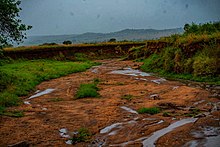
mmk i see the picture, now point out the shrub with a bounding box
[108,38,116,42]
[121,94,133,101]
[193,55,217,76]
[137,107,161,115]
[71,127,92,144]
[63,40,72,45]
[76,83,99,99]
[141,54,161,72]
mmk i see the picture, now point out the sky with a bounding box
[20,0,220,36]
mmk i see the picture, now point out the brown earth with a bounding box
[0,59,219,147]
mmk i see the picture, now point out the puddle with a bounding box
[184,126,220,147]
[59,128,79,145]
[28,89,55,99]
[172,86,179,90]
[142,118,198,147]
[24,101,31,105]
[110,67,150,77]
[59,128,71,138]
[193,100,206,106]
[100,123,122,134]
[120,106,138,114]
[149,94,160,100]
[135,78,148,81]
[65,140,72,145]
[90,66,100,73]
[151,78,166,84]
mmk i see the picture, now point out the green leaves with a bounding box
[0,0,32,47]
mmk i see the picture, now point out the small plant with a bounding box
[71,127,92,144]
[121,94,133,101]
[163,112,172,117]
[76,83,99,99]
[116,82,124,85]
[137,107,161,115]
[93,78,100,84]
[185,108,200,117]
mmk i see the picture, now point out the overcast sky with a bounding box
[20,0,220,36]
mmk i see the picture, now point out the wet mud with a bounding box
[0,59,219,147]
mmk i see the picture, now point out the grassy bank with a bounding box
[141,43,220,85]
[139,22,220,84]
[0,59,98,116]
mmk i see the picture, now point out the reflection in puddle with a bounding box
[28,89,55,99]
[184,126,220,147]
[24,101,31,105]
[120,106,138,114]
[59,128,71,138]
[100,123,122,134]
[110,67,150,77]
[151,78,166,84]
[142,118,198,147]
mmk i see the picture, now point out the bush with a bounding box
[71,128,92,144]
[137,107,161,115]
[141,54,161,72]
[76,83,99,99]
[63,40,72,45]
[193,55,217,76]
[108,38,116,42]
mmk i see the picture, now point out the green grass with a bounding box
[76,82,99,99]
[0,59,97,115]
[121,94,133,101]
[137,107,161,115]
[71,127,92,144]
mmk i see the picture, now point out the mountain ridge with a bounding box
[21,28,183,46]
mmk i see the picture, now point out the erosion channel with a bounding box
[1,59,220,147]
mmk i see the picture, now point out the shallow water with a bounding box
[110,67,150,77]
[120,106,138,114]
[185,126,220,147]
[100,123,122,134]
[142,118,198,147]
[151,78,166,84]
[28,89,55,99]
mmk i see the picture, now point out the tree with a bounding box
[108,38,117,42]
[0,0,32,48]
[63,40,72,45]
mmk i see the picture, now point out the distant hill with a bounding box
[20,28,183,46]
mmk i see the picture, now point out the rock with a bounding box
[149,94,160,100]
[8,141,29,147]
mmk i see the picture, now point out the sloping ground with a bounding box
[0,59,219,146]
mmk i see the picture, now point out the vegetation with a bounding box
[121,94,133,101]
[108,38,117,42]
[63,40,72,45]
[137,107,161,114]
[0,59,97,115]
[184,22,220,35]
[0,0,32,48]
[141,22,220,84]
[75,80,100,99]
[71,127,92,144]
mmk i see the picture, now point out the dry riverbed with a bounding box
[0,59,220,147]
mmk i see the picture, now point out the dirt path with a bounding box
[0,59,220,147]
